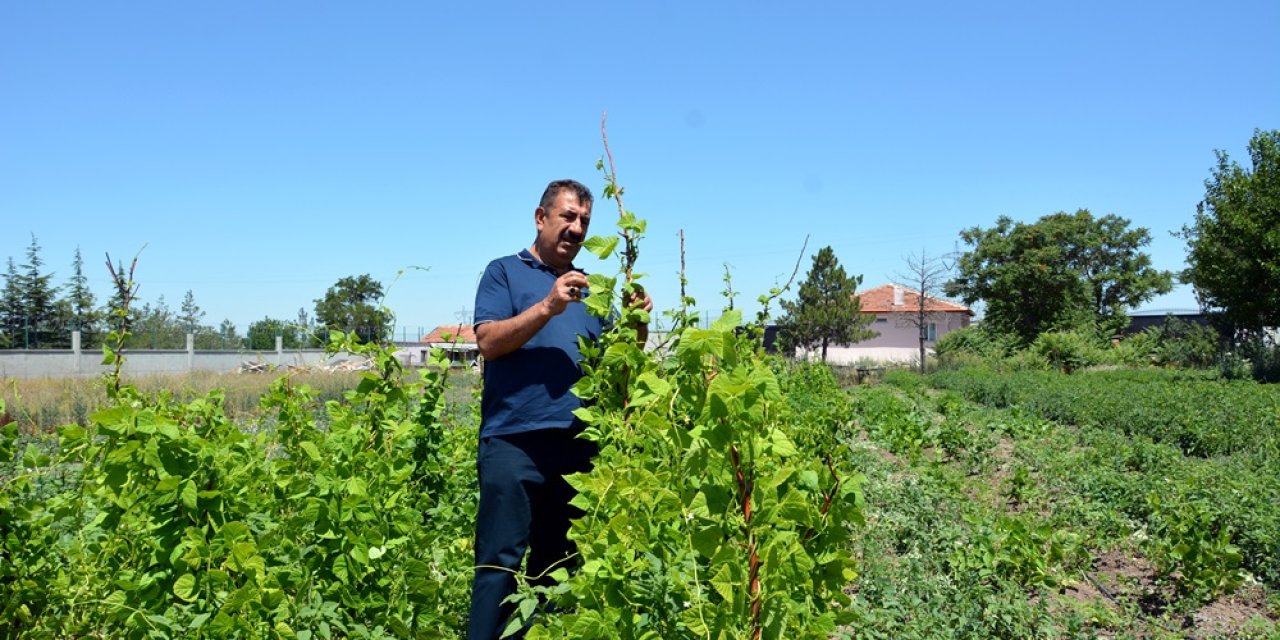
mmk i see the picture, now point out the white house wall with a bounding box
[796,346,924,365]
[858,311,970,348]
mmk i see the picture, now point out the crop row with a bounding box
[928,367,1280,459]
[919,368,1280,593]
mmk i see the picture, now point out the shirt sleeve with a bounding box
[473,259,512,327]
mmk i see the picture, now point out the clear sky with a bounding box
[3,1,1277,340]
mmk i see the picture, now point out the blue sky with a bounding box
[3,1,1276,339]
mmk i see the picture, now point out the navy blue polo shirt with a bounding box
[473,249,606,438]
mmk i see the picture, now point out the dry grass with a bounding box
[2,366,481,435]
[0,371,360,434]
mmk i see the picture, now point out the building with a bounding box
[796,283,973,365]
[418,323,480,368]
[1122,308,1209,335]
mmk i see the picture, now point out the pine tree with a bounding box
[19,234,59,348]
[0,258,23,348]
[217,319,241,349]
[179,290,206,333]
[64,247,101,346]
[777,246,876,362]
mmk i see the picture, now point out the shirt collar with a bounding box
[517,248,583,275]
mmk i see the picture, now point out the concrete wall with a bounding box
[0,332,356,379]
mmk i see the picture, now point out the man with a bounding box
[468,179,651,639]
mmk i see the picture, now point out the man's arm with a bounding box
[476,271,588,361]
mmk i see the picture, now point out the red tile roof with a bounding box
[421,323,477,344]
[858,284,972,315]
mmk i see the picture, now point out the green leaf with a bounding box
[711,309,742,333]
[299,441,321,461]
[768,429,799,457]
[583,235,620,259]
[710,563,736,604]
[188,612,211,630]
[180,479,198,510]
[173,573,197,601]
[332,555,349,584]
[102,589,127,610]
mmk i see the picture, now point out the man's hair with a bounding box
[539,179,593,210]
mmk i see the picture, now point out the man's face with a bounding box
[535,190,591,270]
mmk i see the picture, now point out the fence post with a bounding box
[187,333,195,372]
[72,330,82,375]
[275,335,283,368]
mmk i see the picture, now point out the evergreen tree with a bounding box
[0,258,22,348]
[19,234,59,348]
[179,290,206,333]
[63,247,101,346]
[777,246,877,362]
[217,319,241,350]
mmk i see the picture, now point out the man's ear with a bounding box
[534,206,547,229]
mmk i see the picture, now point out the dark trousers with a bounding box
[467,428,596,640]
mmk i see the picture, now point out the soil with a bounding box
[1059,548,1277,638]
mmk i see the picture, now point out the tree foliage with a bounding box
[1180,129,1280,335]
[777,246,876,362]
[314,274,393,345]
[947,210,1172,343]
[19,235,59,348]
[0,259,22,348]
[246,316,302,350]
[59,247,102,347]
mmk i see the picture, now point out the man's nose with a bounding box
[568,218,586,236]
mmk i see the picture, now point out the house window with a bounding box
[927,322,938,342]
[876,315,888,323]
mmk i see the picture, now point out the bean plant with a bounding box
[506,121,865,639]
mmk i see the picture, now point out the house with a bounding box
[418,323,480,368]
[1122,308,1209,335]
[796,283,974,365]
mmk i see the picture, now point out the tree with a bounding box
[128,295,186,349]
[1180,129,1280,335]
[179,290,206,334]
[777,246,876,362]
[217,319,241,349]
[247,317,302,350]
[892,248,952,374]
[314,274,393,344]
[946,210,1172,343]
[0,258,21,348]
[18,234,59,348]
[60,247,102,347]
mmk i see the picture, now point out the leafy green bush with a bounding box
[1031,330,1104,373]
[1145,492,1244,605]
[933,326,1016,368]
[0,335,477,638]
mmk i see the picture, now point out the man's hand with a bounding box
[477,271,590,361]
[626,288,654,317]
[626,287,653,346]
[543,271,590,316]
